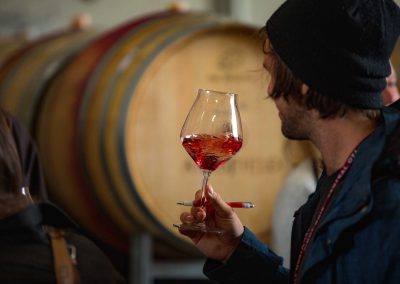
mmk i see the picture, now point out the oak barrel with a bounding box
[0,29,96,130]
[0,28,132,251]
[2,11,295,255]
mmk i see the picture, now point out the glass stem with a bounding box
[200,170,211,206]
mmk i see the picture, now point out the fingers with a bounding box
[193,190,206,207]
[204,185,233,217]
[178,212,204,242]
[195,190,202,200]
[177,184,244,256]
[180,212,194,224]
[179,208,206,224]
[183,185,234,221]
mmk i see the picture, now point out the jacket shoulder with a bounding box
[372,110,400,182]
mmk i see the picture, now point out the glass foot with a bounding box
[173,223,223,234]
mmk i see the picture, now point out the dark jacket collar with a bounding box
[38,202,78,228]
[323,107,400,225]
[303,107,400,273]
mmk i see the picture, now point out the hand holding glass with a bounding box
[175,89,244,233]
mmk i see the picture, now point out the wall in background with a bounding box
[0,0,284,39]
[3,0,399,40]
[0,0,211,38]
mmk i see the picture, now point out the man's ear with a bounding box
[301,83,309,96]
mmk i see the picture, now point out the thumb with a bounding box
[205,185,233,217]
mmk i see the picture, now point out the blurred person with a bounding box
[6,111,47,201]
[0,108,125,283]
[178,0,400,283]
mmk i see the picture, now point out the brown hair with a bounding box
[0,109,23,194]
[260,29,381,120]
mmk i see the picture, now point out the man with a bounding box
[178,0,400,283]
[271,63,400,266]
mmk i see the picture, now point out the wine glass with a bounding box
[175,88,243,233]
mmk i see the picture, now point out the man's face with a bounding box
[262,38,311,140]
[382,64,400,106]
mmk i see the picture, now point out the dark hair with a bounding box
[0,109,23,194]
[260,29,381,120]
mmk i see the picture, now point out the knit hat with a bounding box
[266,0,400,109]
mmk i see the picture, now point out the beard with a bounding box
[279,107,310,140]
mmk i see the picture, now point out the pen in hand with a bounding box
[177,200,254,208]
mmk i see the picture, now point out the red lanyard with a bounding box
[292,148,358,284]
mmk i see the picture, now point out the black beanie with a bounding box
[266,0,400,109]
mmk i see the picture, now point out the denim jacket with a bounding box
[204,107,400,283]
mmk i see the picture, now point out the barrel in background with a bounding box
[0,29,97,131]
[0,10,295,256]
[0,39,27,68]
[0,26,131,252]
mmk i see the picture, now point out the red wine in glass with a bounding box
[182,134,243,171]
[175,89,243,233]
